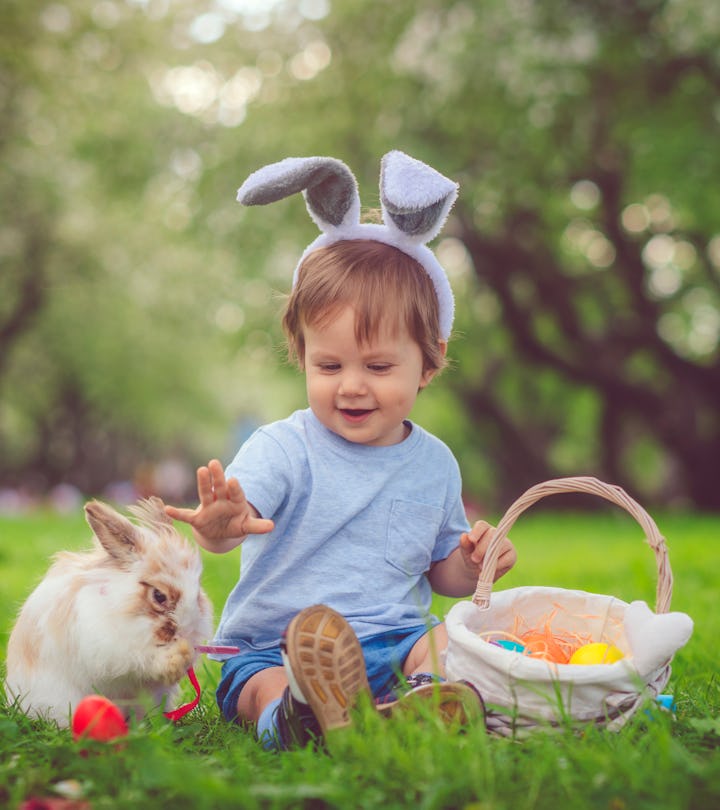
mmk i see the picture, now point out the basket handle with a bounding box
[472,476,673,614]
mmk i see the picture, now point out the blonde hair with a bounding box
[282,240,447,373]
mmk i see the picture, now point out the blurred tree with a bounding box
[0,0,310,495]
[212,0,720,508]
[1,0,718,509]
[441,0,720,509]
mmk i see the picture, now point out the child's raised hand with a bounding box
[459,520,517,582]
[165,459,274,552]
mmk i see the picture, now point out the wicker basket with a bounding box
[444,476,693,735]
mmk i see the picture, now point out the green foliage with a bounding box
[1,0,719,507]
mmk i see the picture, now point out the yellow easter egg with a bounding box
[569,642,624,665]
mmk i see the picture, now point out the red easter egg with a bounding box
[72,695,129,742]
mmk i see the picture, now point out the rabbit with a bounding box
[4,496,213,726]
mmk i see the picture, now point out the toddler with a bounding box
[167,152,516,749]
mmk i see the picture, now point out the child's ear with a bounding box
[420,340,448,388]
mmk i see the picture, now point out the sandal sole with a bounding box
[282,605,370,733]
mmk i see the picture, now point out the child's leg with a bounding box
[236,666,288,724]
[381,622,485,726]
[236,667,288,751]
[237,665,326,750]
[244,604,371,750]
[402,623,449,677]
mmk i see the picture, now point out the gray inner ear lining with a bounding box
[241,183,301,206]
[384,198,448,237]
[305,169,356,227]
[240,162,356,228]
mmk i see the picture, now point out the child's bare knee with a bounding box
[237,666,288,723]
[403,625,448,675]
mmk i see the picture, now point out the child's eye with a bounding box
[318,363,341,372]
[368,364,392,373]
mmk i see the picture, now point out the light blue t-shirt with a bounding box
[213,408,470,650]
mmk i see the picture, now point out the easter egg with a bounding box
[72,695,129,742]
[569,642,624,665]
[492,639,525,653]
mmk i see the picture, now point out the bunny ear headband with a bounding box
[237,150,459,340]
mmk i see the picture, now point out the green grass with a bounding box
[1,507,719,809]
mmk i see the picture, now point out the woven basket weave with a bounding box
[444,476,683,735]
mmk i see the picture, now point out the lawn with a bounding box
[1,504,719,809]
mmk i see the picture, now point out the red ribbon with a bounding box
[164,667,201,722]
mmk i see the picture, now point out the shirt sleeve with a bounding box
[430,453,470,564]
[225,427,295,521]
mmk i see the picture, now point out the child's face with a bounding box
[302,305,442,446]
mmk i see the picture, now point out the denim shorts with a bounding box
[216,621,438,722]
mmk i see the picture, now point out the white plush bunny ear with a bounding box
[623,600,694,679]
[380,150,458,244]
[238,151,459,339]
[237,156,361,232]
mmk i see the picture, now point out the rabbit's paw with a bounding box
[160,638,194,685]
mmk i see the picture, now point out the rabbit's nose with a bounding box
[156,620,177,644]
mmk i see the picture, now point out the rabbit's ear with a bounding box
[237,156,361,232]
[128,496,173,529]
[84,501,144,564]
[380,150,458,244]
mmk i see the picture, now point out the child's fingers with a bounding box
[196,466,215,506]
[465,522,513,573]
[226,477,247,503]
[165,504,196,523]
[207,459,227,498]
[466,522,493,560]
[469,520,493,542]
[462,520,515,580]
[494,541,518,579]
[244,516,275,535]
[460,530,485,568]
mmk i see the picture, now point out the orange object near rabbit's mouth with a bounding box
[195,645,240,654]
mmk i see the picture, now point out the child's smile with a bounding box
[340,408,373,422]
[303,306,438,446]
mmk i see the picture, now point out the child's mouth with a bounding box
[340,408,372,422]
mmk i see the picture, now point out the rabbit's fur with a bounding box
[4,497,213,725]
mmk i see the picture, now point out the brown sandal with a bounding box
[281,604,371,734]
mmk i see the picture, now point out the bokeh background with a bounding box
[2,0,719,514]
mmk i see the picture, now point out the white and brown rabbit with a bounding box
[4,496,213,725]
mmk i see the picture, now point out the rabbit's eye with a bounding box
[153,588,167,605]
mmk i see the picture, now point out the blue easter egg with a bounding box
[492,639,525,653]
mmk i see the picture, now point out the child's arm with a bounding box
[428,520,517,598]
[165,459,274,554]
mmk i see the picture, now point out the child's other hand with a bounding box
[459,520,517,582]
[165,459,274,552]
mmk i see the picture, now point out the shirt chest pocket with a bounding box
[385,499,446,577]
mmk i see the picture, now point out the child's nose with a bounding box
[338,370,367,396]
